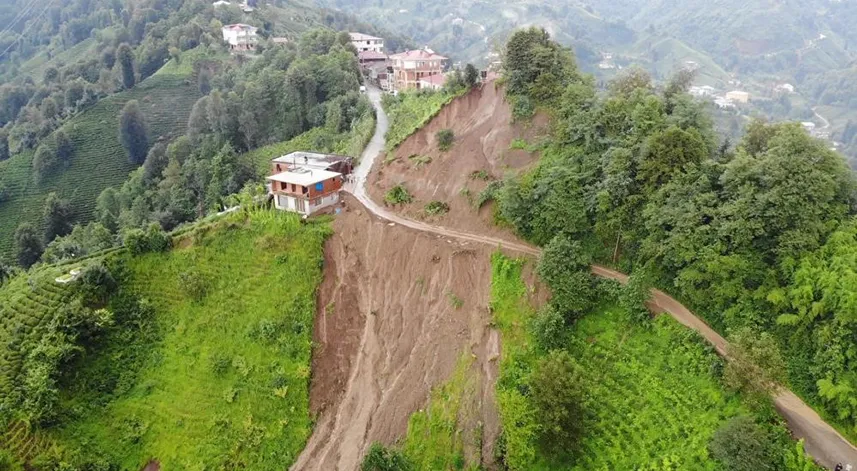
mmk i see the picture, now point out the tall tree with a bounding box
[117,43,136,89]
[464,63,479,88]
[15,223,43,268]
[0,129,8,161]
[119,100,149,164]
[55,129,73,165]
[43,192,73,242]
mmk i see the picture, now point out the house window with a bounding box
[315,182,324,191]
[291,184,296,192]
[280,182,287,190]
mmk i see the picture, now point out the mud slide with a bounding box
[294,195,509,470]
[368,81,549,243]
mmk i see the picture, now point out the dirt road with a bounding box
[338,85,857,470]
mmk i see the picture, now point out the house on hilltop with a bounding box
[266,152,353,216]
[726,90,750,103]
[349,32,384,53]
[221,24,258,51]
[390,48,447,91]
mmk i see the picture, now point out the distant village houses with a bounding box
[349,32,384,53]
[221,23,258,51]
[389,48,447,91]
[725,90,750,103]
[689,85,716,98]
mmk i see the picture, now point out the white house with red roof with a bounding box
[389,47,447,91]
[221,23,258,51]
[417,73,447,91]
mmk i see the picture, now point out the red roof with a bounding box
[223,23,256,31]
[419,74,447,86]
[389,49,447,61]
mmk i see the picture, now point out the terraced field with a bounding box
[0,69,201,259]
[50,210,331,469]
[0,263,75,405]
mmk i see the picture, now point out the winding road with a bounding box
[341,86,857,470]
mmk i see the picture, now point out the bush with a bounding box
[620,273,652,325]
[436,129,454,151]
[361,443,413,471]
[530,305,566,351]
[180,268,207,302]
[530,350,585,454]
[709,416,777,471]
[424,200,449,216]
[384,185,413,206]
[76,262,118,307]
[124,223,171,255]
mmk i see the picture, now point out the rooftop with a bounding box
[390,48,448,61]
[419,74,447,86]
[349,32,382,41]
[223,23,257,32]
[267,168,341,186]
[358,50,388,61]
[272,151,351,169]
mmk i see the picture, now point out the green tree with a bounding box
[361,443,413,471]
[724,328,787,402]
[504,27,578,102]
[436,129,454,151]
[464,63,479,88]
[119,100,149,164]
[55,129,73,165]
[0,259,13,286]
[32,145,57,184]
[638,126,708,191]
[530,350,585,454]
[0,129,9,161]
[117,42,136,89]
[43,192,73,242]
[15,222,43,268]
[537,234,596,318]
[709,416,777,471]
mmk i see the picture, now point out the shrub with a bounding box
[537,234,596,318]
[436,129,454,151]
[361,443,413,471]
[407,154,432,168]
[179,268,207,302]
[124,223,171,255]
[530,305,566,351]
[476,181,503,209]
[530,350,585,454]
[76,262,118,307]
[620,273,652,325]
[424,200,449,216]
[709,416,777,471]
[384,185,412,206]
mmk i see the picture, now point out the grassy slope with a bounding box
[50,210,330,469]
[489,253,808,470]
[0,66,201,260]
[384,89,463,152]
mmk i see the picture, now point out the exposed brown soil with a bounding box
[368,82,549,244]
[295,194,527,470]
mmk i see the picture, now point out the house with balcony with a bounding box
[221,23,258,51]
[390,48,448,91]
[349,33,384,53]
[266,152,352,216]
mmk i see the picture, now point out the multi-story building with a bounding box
[349,33,384,53]
[221,24,258,51]
[725,90,750,103]
[266,152,352,216]
[389,48,448,91]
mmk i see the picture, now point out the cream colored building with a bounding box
[725,90,750,103]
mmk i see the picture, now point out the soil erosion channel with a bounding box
[295,85,857,470]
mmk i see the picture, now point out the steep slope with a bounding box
[295,194,517,470]
[0,70,201,259]
[368,82,548,244]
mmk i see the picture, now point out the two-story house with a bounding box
[221,24,258,51]
[349,33,384,53]
[266,152,352,216]
[389,48,448,91]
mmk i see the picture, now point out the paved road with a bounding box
[345,85,857,470]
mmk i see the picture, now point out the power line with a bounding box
[0,0,57,61]
[0,0,41,39]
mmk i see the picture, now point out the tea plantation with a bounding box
[488,253,818,471]
[0,67,201,260]
[0,209,331,468]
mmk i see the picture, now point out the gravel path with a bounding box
[337,85,857,470]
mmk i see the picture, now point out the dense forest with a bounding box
[486,27,857,464]
[0,0,379,270]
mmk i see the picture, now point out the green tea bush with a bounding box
[384,185,412,206]
[436,129,454,151]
